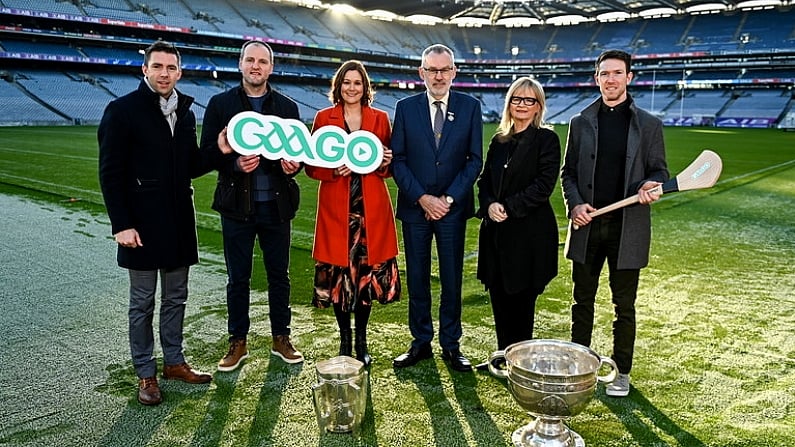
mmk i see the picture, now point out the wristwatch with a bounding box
[445,195,454,205]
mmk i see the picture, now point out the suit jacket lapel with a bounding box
[625,111,641,193]
[416,95,436,147]
[437,93,455,149]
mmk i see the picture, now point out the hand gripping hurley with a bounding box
[572,149,723,230]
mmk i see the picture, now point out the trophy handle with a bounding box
[597,356,618,383]
[488,350,509,378]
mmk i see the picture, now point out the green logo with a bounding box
[227,112,383,174]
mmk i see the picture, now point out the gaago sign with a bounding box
[227,111,383,174]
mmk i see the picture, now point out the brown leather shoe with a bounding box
[271,335,304,364]
[163,362,212,384]
[138,376,162,406]
[218,338,248,372]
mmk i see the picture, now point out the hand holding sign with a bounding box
[227,111,384,174]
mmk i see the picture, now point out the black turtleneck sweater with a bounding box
[594,98,631,209]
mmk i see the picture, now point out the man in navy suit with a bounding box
[391,44,483,372]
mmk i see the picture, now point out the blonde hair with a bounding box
[496,76,550,141]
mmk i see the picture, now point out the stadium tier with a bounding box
[0,0,793,127]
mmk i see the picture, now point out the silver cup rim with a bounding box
[502,339,604,378]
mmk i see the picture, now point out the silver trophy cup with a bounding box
[489,339,617,447]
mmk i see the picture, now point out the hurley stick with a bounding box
[572,150,722,230]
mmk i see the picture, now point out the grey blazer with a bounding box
[561,96,669,269]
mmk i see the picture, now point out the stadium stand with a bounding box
[180,0,251,34]
[682,13,745,53]
[630,90,677,116]
[0,1,793,127]
[81,2,151,23]
[94,72,143,98]
[668,90,730,117]
[0,72,67,124]
[721,89,790,119]
[15,71,115,123]
[1,39,84,57]
[549,93,603,124]
[2,0,81,15]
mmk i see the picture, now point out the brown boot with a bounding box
[218,338,249,372]
[163,362,212,384]
[271,335,303,364]
[138,376,162,406]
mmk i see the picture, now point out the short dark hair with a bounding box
[240,40,273,63]
[595,49,631,73]
[144,40,180,66]
[329,60,373,106]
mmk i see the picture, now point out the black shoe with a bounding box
[442,349,472,372]
[393,344,433,368]
[339,328,353,357]
[355,331,372,367]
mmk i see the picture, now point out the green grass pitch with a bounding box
[0,124,793,446]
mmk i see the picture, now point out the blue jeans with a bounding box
[401,215,466,351]
[221,201,292,340]
[128,267,188,378]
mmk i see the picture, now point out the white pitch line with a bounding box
[0,172,315,239]
[712,158,795,185]
[0,173,103,197]
[555,158,795,232]
[0,147,97,162]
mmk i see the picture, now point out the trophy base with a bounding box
[511,419,585,447]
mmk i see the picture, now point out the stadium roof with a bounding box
[313,0,789,26]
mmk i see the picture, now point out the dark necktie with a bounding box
[433,100,444,147]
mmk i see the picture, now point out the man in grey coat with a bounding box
[561,49,669,397]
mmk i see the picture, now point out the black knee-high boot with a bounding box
[354,305,372,366]
[334,304,352,357]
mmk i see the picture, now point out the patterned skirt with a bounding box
[312,175,401,312]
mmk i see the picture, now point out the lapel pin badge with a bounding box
[447,111,455,122]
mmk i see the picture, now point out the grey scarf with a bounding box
[143,77,178,135]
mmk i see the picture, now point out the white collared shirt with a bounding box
[427,92,449,127]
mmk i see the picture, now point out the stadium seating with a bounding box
[669,90,730,117]
[0,73,67,125]
[1,39,84,58]
[721,90,790,119]
[2,0,81,15]
[631,90,677,115]
[635,16,686,54]
[14,71,115,123]
[0,2,792,127]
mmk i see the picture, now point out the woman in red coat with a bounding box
[306,60,401,366]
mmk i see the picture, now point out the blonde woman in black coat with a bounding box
[476,76,561,351]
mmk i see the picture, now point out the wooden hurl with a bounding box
[573,150,723,230]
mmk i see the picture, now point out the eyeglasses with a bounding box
[422,67,455,77]
[509,96,538,106]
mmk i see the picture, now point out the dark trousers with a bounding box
[221,201,292,340]
[128,267,188,378]
[489,276,538,350]
[401,216,466,351]
[571,217,639,374]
